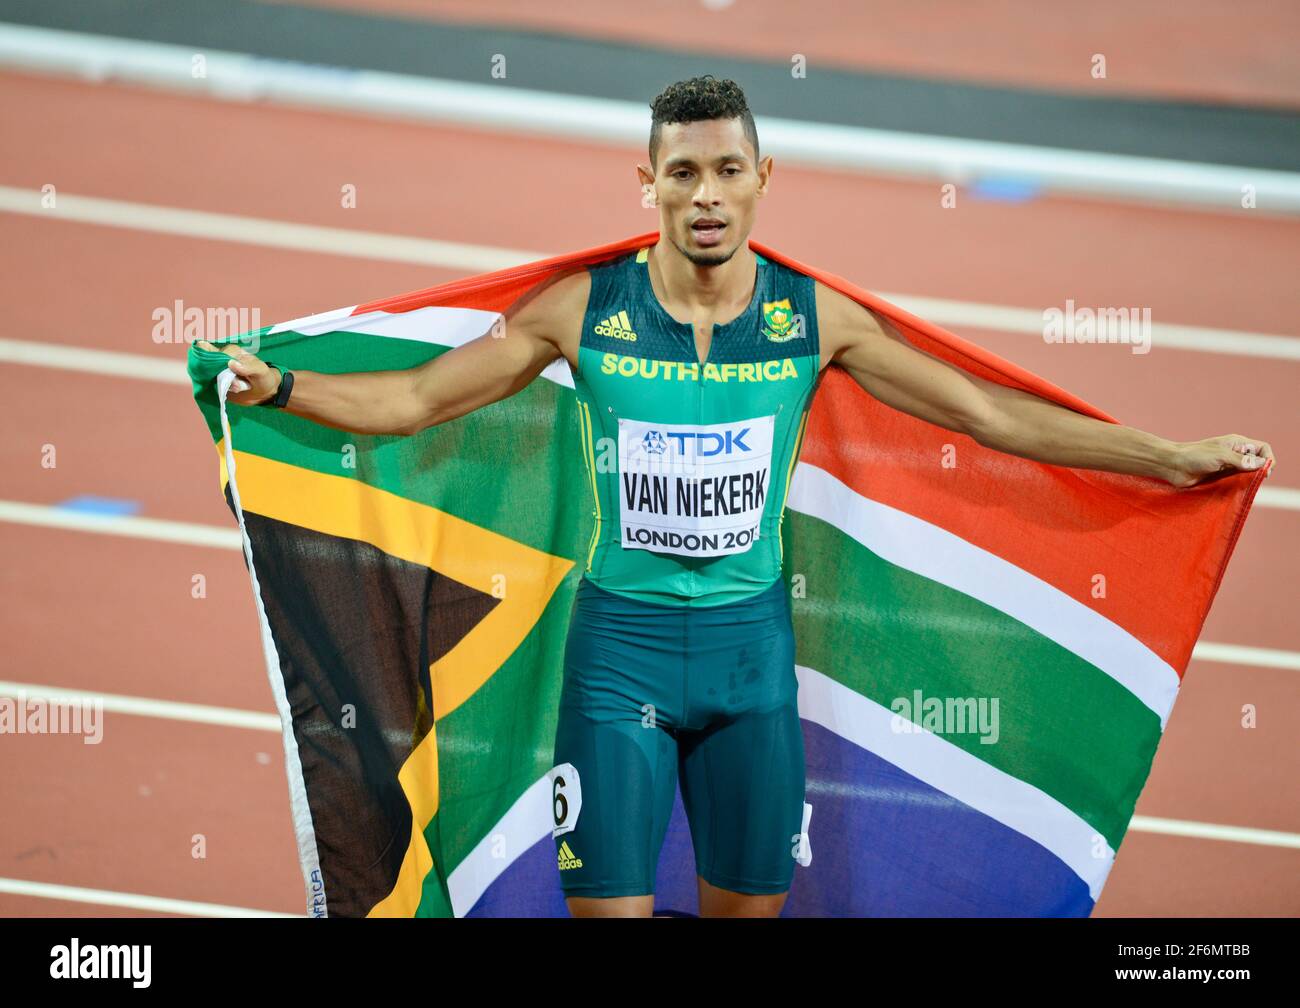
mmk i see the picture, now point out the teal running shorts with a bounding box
[550,575,806,899]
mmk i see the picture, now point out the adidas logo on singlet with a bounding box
[594,310,638,342]
[557,840,584,870]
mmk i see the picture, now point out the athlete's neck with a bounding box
[648,239,757,322]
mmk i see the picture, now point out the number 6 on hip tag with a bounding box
[548,763,583,838]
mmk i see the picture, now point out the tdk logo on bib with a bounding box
[641,428,752,457]
[618,415,775,559]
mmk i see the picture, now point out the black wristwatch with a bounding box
[260,362,295,409]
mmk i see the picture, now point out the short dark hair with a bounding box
[648,75,759,172]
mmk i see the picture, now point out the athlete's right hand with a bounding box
[196,340,282,406]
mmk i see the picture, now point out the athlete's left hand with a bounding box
[1167,434,1275,488]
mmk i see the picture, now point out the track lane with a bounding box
[2,71,1298,337]
[1093,831,1299,916]
[0,214,446,360]
[1,364,235,524]
[1146,660,1300,835]
[0,716,302,915]
[0,524,270,712]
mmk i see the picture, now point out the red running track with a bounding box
[0,69,1296,917]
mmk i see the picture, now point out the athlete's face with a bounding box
[638,118,772,268]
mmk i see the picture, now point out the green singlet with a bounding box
[570,245,823,607]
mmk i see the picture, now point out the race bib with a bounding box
[548,763,582,838]
[617,414,774,559]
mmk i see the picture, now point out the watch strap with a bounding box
[260,362,295,409]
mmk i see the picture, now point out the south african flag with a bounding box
[188,231,1265,917]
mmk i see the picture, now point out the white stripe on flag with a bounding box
[786,462,1181,726]
[298,305,495,341]
[268,305,359,336]
[795,664,1112,902]
[446,773,553,918]
[275,305,576,389]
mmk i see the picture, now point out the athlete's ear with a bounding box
[756,155,774,197]
[635,163,658,208]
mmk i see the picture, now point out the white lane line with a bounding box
[887,295,1300,362]
[0,337,189,383]
[1128,816,1300,849]
[1253,485,1300,511]
[0,500,242,549]
[5,185,1298,361]
[0,186,534,272]
[3,24,1299,214]
[0,877,301,917]
[0,680,279,732]
[1190,642,1300,671]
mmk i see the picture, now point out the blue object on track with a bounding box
[969,177,1042,202]
[54,495,142,517]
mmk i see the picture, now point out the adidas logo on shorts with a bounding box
[594,310,638,342]
[557,840,584,870]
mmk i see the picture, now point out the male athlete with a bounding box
[200,76,1274,919]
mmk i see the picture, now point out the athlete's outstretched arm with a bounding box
[817,283,1276,488]
[197,269,588,436]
